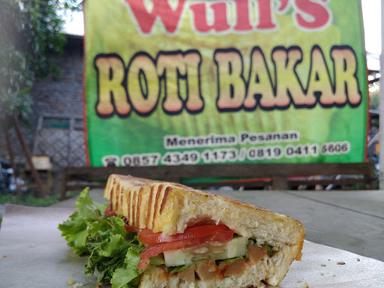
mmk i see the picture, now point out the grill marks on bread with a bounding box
[152,184,164,229]
[160,186,171,214]
[105,177,172,230]
[104,175,305,257]
[146,186,155,227]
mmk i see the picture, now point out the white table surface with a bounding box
[0,205,383,288]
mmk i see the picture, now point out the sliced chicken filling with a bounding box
[159,238,277,281]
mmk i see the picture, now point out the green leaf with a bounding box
[99,234,126,257]
[59,189,144,287]
[149,255,165,266]
[58,188,102,255]
[58,211,89,255]
[167,264,192,274]
[216,256,244,266]
[111,268,139,288]
[125,246,142,266]
[73,229,88,250]
[75,188,99,219]
[110,245,144,288]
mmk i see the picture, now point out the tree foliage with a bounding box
[0,0,81,121]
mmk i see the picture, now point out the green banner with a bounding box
[84,0,368,167]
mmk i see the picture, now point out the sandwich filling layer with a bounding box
[107,200,285,276]
[141,244,298,288]
[115,209,288,286]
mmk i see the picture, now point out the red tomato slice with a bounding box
[104,205,116,217]
[124,225,140,233]
[139,224,232,246]
[138,225,234,270]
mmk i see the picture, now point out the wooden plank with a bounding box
[64,163,374,179]
[272,177,289,190]
[14,117,45,197]
[289,178,375,187]
[59,170,69,200]
[59,163,376,198]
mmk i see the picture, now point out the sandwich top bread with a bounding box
[103,175,305,288]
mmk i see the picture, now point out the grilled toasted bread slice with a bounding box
[104,175,304,261]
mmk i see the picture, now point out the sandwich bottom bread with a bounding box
[59,175,305,288]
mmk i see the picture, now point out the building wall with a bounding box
[32,48,83,119]
[31,35,86,167]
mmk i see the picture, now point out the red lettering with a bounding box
[234,0,252,31]
[278,0,290,12]
[190,2,230,33]
[125,0,331,34]
[125,0,186,34]
[256,0,277,29]
[294,0,331,29]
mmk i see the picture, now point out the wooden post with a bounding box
[271,176,289,190]
[13,116,45,197]
[58,169,68,200]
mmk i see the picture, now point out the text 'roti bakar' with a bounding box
[103,175,305,288]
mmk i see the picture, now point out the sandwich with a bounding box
[59,175,304,288]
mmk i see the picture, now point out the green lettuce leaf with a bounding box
[149,255,165,266]
[111,268,140,288]
[167,264,192,274]
[58,188,104,255]
[58,188,144,287]
[111,246,143,288]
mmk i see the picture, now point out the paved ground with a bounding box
[3,205,384,287]
[52,188,384,261]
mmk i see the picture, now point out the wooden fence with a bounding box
[59,163,377,199]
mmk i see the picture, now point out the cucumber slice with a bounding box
[164,249,194,267]
[219,237,248,260]
[163,237,248,267]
